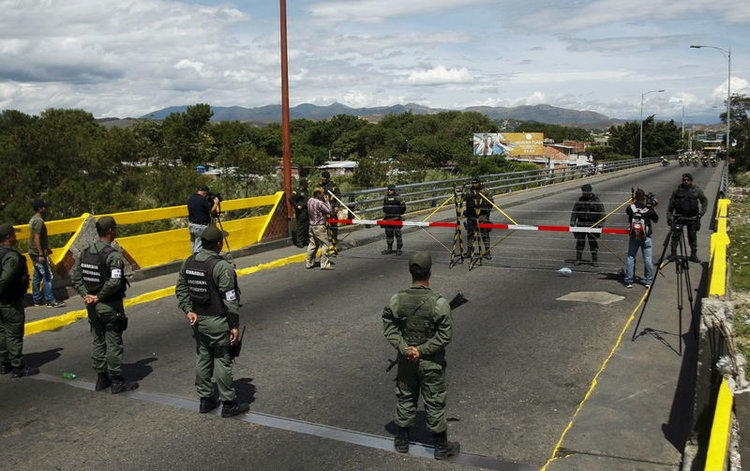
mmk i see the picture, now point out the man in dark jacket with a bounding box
[570,184,606,266]
[382,184,406,255]
[667,173,708,262]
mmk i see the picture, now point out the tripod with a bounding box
[631,217,696,355]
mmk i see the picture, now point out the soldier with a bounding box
[176,226,250,417]
[28,199,65,308]
[382,251,460,460]
[72,216,138,393]
[570,184,606,266]
[463,178,493,259]
[320,171,341,252]
[667,173,708,262]
[381,184,406,255]
[290,179,310,248]
[0,223,37,377]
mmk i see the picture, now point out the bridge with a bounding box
[1,161,735,470]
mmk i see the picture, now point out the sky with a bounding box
[0,0,748,124]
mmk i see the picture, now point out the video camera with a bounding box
[207,192,223,203]
[645,192,658,208]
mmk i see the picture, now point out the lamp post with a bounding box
[691,45,731,154]
[639,89,665,160]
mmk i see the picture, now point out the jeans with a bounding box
[32,258,55,304]
[189,223,208,253]
[625,237,654,285]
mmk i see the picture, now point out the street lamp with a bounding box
[691,44,732,155]
[639,89,665,160]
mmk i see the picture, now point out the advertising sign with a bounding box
[472,133,544,156]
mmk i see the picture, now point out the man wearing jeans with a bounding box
[187,185,220,253]
[28,199,64,308]
[624,189,659,288]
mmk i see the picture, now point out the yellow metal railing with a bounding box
[708,199,731,296]
[11,192,285,276]
[704,378,734,470]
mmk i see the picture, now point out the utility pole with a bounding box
[280,0,293,219]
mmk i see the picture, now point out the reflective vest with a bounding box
[0,246,30,302]
[184,254,225,316]
[80,245,126,300]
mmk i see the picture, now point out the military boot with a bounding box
[110,375,139,394]
[381,244,393,255]
[221,400,250,418]
[394,426,410,453]
[574,251,583,266]
[396,244,403,256]
[0,362,11,375]
[433,431,460,460]
[591,252,598,267]
[95,372,112,391]
[199,396,220,413]
[689,252,700,263]
[11,366,39,378]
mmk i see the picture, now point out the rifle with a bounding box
[229,325,246,360]
[386,292,468,372]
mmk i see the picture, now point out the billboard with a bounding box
[472,133,544,156]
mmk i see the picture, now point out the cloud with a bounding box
[406,66,472,85]
[307,0,494,23]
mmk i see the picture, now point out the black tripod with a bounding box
[631,217,697,355]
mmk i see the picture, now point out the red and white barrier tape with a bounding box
[327,219,629,235]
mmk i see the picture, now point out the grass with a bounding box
[729,177,750,367]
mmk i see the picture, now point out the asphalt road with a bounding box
[1,163,723,470]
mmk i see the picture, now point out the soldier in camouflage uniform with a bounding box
[72,216,138,393]
[569,184,606,266]
[0,223,36,377]
[463,178,493,260]
[291,179,310,248]
[176,226,249,418]
[382,251,460,460]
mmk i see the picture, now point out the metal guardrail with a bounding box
[340,157,661,218]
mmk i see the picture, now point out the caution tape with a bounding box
[328,219,629,235]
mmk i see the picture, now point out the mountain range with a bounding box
[133,102,622,129]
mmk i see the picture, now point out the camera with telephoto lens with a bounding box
[207,192,223,203]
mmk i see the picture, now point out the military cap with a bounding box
[0,223,19,239]
[409,251,432,271]
[581,184,593,192]
[387,184,396,190]
[682,173,693,180]
[201,225,228,243]
[95,216,117,232]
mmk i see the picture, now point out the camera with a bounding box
[645,192,658,208]
[207,192,223,203]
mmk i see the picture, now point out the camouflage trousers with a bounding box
[394,357,447,433]
[195,329,236,402]
[0,302,25,368]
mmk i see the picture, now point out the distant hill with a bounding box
[133,102,622,128]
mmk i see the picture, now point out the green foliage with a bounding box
[514,121,592,142]
[607,117,682,158]
[726,94,750,171]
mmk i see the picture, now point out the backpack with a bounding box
[629,205,648,241]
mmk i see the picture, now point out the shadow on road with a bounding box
[25,347,63,368]
[123,357,158,381]
[234,377,257,405]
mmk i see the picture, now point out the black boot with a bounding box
[433,431,460,460]
[591,252,598,267]
[381,245,394,255]
[95,372,112,391]
[689,252,700,263]
[110,375,139,394]
[11,366,39,378]
[396,245,403,256]
[394,426,410,453]
[199,396,220,413]
[221,400,250,418]
[0,362,11,375]
[574,251,583,266]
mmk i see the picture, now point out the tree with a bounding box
[724,93,750,170]
[161,103,214,165]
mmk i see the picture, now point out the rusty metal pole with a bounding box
[279,0,294,220]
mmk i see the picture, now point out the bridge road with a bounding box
[1,164,723,470]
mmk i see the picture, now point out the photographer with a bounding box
[667,173,708,262]
[624,189,659,289]
[187,184,220,253]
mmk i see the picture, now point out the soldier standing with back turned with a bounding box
[176,226,249,417]
[72,216,138,393]
[570,184,606,266]
[382,251,460,460]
